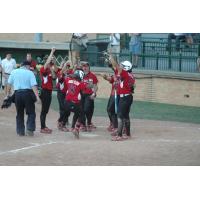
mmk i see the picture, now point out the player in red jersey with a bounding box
[102,68,120,134]
[64,69,87,139]
[79,61,98,132]
[108,54,136,141]
[56,60,73,132]
[40,47,58,134]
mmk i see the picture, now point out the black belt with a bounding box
[15,89,32,93]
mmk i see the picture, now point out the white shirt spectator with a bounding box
[110,33,120,46]
[2,58,16,74]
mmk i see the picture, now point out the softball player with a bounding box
[79,61,98,132]
[56,61,73,132]
[109,54,135,141]
[64,69,87,139]
[102,71,120,134]
[40,47,58,134]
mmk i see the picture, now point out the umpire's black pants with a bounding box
[57,90,69,125]
[107,95,118,128]
[40,89,52,129]
[15,89,36,135]
[80,94,94,126]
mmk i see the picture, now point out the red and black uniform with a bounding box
[29,60,37,72]
[56,68,74,126]
[80,71,98,126]
[106,73,120,129]
[64,77,87,129]
[116,69,135,137]
[40,66,54,129]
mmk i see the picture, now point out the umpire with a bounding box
[7,61,39,136]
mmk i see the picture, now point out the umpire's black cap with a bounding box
[22,60,31,66]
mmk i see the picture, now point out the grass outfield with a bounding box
[51,93,200,124]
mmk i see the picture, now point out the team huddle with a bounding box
[3,47,136,142]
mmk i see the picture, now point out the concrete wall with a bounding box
[0,33,96,42]
[95,73,200,107]
[0,33,168,42]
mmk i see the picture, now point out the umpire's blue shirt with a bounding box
[8,67,37,90]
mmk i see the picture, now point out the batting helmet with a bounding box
[120,61,132,71]
[74,70,84,81]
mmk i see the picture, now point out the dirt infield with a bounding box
[0,93,200,166]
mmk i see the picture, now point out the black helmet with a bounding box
[74,70,84,81]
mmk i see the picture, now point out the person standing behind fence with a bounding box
[6,61,40,136]
[70,33,88,66]
[167,33,186,51]
[108,33,120,63]
[1,53,16,97]
[129,33,142,68]
[26,53,37,75]
[40,47,58,134]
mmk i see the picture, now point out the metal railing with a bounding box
[81,39,200,73]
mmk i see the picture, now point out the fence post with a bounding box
[156,52,159,70]
[0,71,2,89]
[168,46,172,69]
[142,41,145,68]
[179,52,182,72]
[198,42,200,57]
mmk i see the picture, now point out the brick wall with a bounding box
[95,74,200,107]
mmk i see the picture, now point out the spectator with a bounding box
[129,33,142,68]
[167,33,193,51]
[1,53,16,97]
[107,33,120,63]
[26,53,37,75]
[70,33,88,66]
[6,61,40,136]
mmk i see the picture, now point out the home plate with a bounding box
[81,133,99,137]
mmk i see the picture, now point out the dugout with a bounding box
[0,40,69,88]
[81,39,109,67]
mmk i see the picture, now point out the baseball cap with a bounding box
[22,61,31,66]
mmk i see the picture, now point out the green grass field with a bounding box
[51,94,200,124]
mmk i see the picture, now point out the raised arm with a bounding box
[108,53,122,74]
[44,47,56,69]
